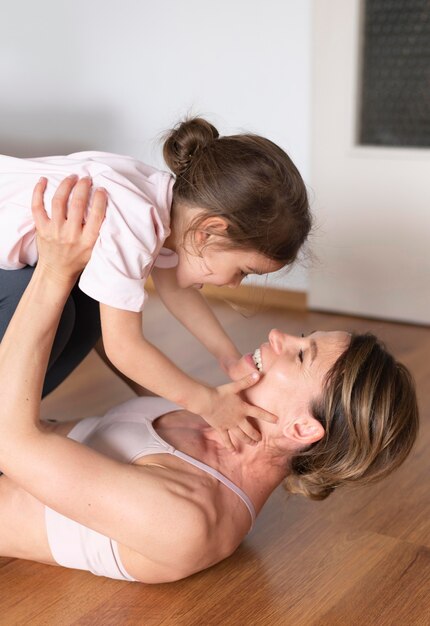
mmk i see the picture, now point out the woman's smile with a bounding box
[252,343,269,372]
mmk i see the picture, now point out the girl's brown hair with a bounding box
[163,117,311,264]
[284,333,419,500]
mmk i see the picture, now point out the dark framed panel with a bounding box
[359,0,430,147]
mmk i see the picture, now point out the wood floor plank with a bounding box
[2,294,430,625]
[315,544,430,626]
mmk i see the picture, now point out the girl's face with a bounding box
[175,244,283,289]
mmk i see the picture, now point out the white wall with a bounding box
[0,0,312,291]
[309,0,430,324]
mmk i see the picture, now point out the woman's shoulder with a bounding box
[117,474,242,583]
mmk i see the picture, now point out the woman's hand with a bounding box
[196,375,278,450]
[32,175,107,283]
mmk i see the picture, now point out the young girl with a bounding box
[0,117,311,448]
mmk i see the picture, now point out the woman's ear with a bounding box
[283,414,325,447]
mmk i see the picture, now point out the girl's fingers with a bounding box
[51,175,78,223]
[230,429,253,446]
[219,429,235,452]
[229,426,258,446]
[31,177,50,230]
[229,372,261,393]
[246,404,278,424]
[237,419,261,442]
[84,187,107,241]
[217,376,278,426]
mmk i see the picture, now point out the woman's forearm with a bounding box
[0,175,106,435]
[0,265,74,430]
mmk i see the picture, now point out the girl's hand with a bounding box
[31,175,107,282]
[198,374,278,450]
[219,355,244,380]
[220,355,256,382]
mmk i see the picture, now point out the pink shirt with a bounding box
[0,151,177,311]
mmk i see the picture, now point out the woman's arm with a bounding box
[0,176,105,423]
[0,177,207,569]
[151,265,242,370]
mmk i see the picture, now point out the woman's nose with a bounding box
[268,329,301,354]
[268,328,288,354]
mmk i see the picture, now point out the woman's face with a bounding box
[236,330,350,422]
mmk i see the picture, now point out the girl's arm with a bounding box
[0,177,208,572]
[100,303,215,408]
[100,303,275,449]
[151,265,242,372]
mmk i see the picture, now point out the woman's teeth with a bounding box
[252,348,262,372]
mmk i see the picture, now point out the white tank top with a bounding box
[45,397,256,581]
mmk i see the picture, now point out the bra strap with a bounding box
[172,449,256,531]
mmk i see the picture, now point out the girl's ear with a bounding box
[283,414,325,447]
[193,216,229,249]
[198,216,229,232]
[199,216,229,235]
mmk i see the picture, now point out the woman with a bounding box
[0,180,419,584]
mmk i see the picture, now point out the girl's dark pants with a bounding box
[0,266,101,398]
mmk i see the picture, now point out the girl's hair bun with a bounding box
[163,117,219,176]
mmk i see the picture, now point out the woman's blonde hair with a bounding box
[284,333,419,500]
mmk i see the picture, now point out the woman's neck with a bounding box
[199,426,290,514]
[155,407,290,514]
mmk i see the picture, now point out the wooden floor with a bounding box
[1,294,429,626]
